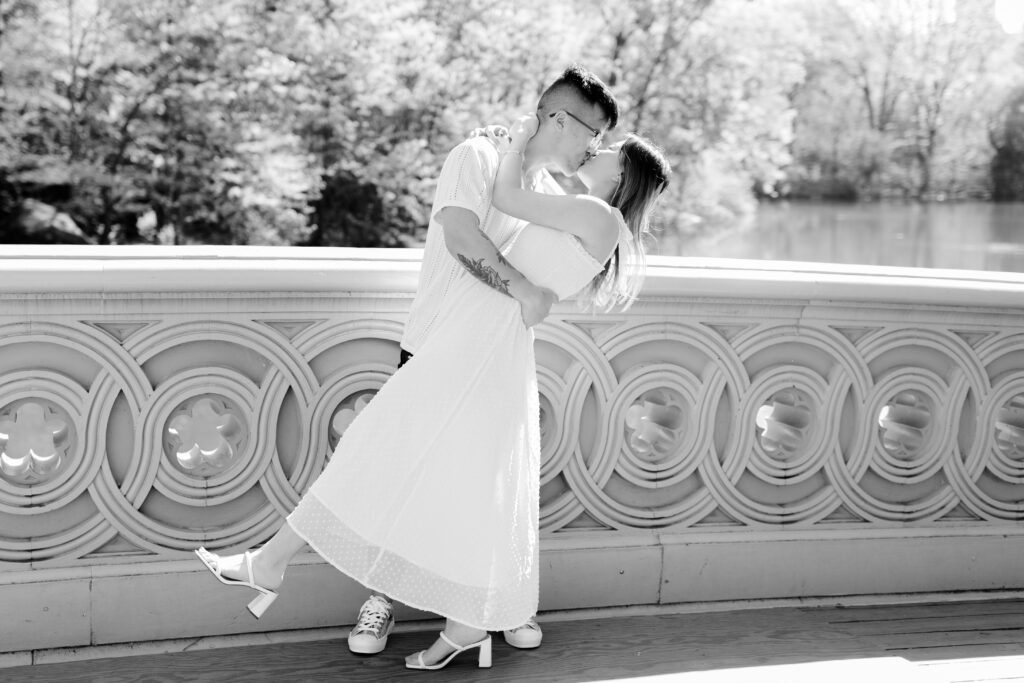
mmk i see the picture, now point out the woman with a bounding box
[195,115,671,671]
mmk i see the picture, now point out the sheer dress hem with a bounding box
[287,493,537,632]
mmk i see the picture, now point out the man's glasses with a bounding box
[550,110,604,156]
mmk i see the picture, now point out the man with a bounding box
[346,64,619,656]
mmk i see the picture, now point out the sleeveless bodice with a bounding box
[503,224,604,301]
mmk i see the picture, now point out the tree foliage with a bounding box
[0,0,1021,247]
[788,0,1017,201]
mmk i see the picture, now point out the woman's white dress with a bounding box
[287,219,618,630]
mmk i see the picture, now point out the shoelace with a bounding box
[509,618,538,633]
[355,599,390,635]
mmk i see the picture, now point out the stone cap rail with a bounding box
[2,246,1024,308]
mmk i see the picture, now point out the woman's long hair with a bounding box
[579,134,672,312]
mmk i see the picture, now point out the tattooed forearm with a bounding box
[457,254,511,296]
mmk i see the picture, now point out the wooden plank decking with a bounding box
[4,599,1024,682]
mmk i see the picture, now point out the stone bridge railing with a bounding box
[2,245,1024,657]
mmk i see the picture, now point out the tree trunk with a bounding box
[916,150,932,199]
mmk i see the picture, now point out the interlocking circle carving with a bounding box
[5,273,1024,565]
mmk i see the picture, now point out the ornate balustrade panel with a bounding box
[1,246,1024,655]
[535,314,1024,531]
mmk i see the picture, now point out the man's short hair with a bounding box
[538,64,619,130]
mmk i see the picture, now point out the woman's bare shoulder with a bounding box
[572,195,620,260]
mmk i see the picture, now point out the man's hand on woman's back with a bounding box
[520,287,557,328]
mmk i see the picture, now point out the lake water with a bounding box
[661,202,1024,273]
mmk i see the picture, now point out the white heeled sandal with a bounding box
[405,631,492,670]
[194,547,279,618]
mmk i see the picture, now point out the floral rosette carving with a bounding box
[878,391,931,460]
[624,389,684,461]
[0,401,72,485]
[995,395,1024,461]
[329,392,376,450]
[165,397,246,477]
[756,389,811,460]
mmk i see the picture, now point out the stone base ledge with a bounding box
[6,590,1024,670]
[4,528,1024,656]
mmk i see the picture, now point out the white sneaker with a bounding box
[503,616,542,649]
[347,595,394,654]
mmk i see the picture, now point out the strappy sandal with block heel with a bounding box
[194,547,279,618]
[405,631,492,670]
